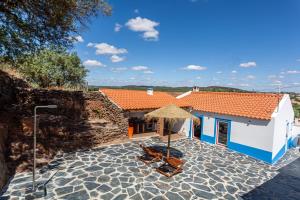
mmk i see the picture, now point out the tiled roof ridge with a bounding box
[191,91,283,97]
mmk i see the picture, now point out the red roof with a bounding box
[100,89,189,110]
[180,92,283,120]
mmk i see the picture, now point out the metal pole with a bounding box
[33,107,37,191]
[32,105,57,192]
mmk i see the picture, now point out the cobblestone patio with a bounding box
[1,137,299,200]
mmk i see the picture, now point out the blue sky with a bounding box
[73,0,300,92]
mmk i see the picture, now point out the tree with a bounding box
[19,48,88,88]
[0,0,111,63]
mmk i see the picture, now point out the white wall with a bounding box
[230,117,274,152]
[271,94,295,158]
[173,118,191,137]
[192,111,275,152]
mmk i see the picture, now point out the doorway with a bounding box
[194,116,203,139]
[216,120,229,146]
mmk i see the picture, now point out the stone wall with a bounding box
[0,70,128,190]
[0,124,9,190]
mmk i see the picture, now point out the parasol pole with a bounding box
[167,120,173,158]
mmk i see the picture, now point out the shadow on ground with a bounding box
[149,145,184,158]
[242,156,300,200]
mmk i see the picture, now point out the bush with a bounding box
[18,48,88,88]
[293,103,300,118]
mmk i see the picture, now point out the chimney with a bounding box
[193,86,199,92]
[147,88,153,95]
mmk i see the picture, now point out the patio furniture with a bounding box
[145,104,200,158]
[138,144,163,164]
[156,156,185,177]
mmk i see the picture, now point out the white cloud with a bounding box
[231,70,237,73]
[246,75,255,79]
[293,82,300,85]
[240,83,250,87]
[196,76,201,79]
[69,35,84,43]
[134,9,139,14]
[286,70,300,74]
[83,59,105,67]
[131,66,149,71]
[183,65,207,71]
[216,71,222,74]
[279,75,285,79]
[87,42,94,47]
[296,59,300,62]
[240,61,257,68]
[271,80,282,86]
[110,55,125,63]
[227,83,234,86]
[75,36,84,43]
[87,43,127,55]
[114,23,122,32]
[125,17,160,40]
[111,67,127,72]
[144,70,154,74]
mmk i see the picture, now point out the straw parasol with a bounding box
[145,104,200,158]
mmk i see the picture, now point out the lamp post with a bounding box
[33,105,57,192]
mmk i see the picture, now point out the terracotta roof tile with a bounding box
[100,89,189,110]
[181,92,283,120]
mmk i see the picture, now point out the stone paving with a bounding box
[1,137,299,200]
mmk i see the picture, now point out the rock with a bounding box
[85,166,102,172]
[97,175,110,183]
[126,188,136,196]
[113,193,128,200]
[60,190,89,200]
[226,185,238,194]
[100,193,114,200]
[131,193,143,200]
[84,182,100,190]
[191,183,211,192]
[104,168,115,174]
[55,186,74,196]
[166,191,185,200]
[179,191,192,200]
[192,189,217,199]
[141,190,153,199]
[54,178,74,186]
[214,183,226,192]
[97,184,112,193]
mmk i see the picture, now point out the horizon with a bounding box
[73,0,300,92]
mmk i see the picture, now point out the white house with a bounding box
[177,91,296,164]
[100,88,297,165]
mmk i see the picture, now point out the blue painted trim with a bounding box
[271,144,286,164]
[189,119,193,139]
[228,141,286,164]
[228,142,273,163]
[287,137,293,149]
[193,113,204,140]
[201,134,215,144]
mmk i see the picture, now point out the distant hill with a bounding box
[89,85,248,93]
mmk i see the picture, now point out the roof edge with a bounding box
[176,91,192,99]
[98,89,123,110]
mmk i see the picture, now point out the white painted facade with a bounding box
[175,93,295,164]
[271,94,295,158]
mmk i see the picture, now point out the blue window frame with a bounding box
[191,113,204,139]
[214,118,231,146]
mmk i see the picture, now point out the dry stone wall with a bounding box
[0,70,128,190]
